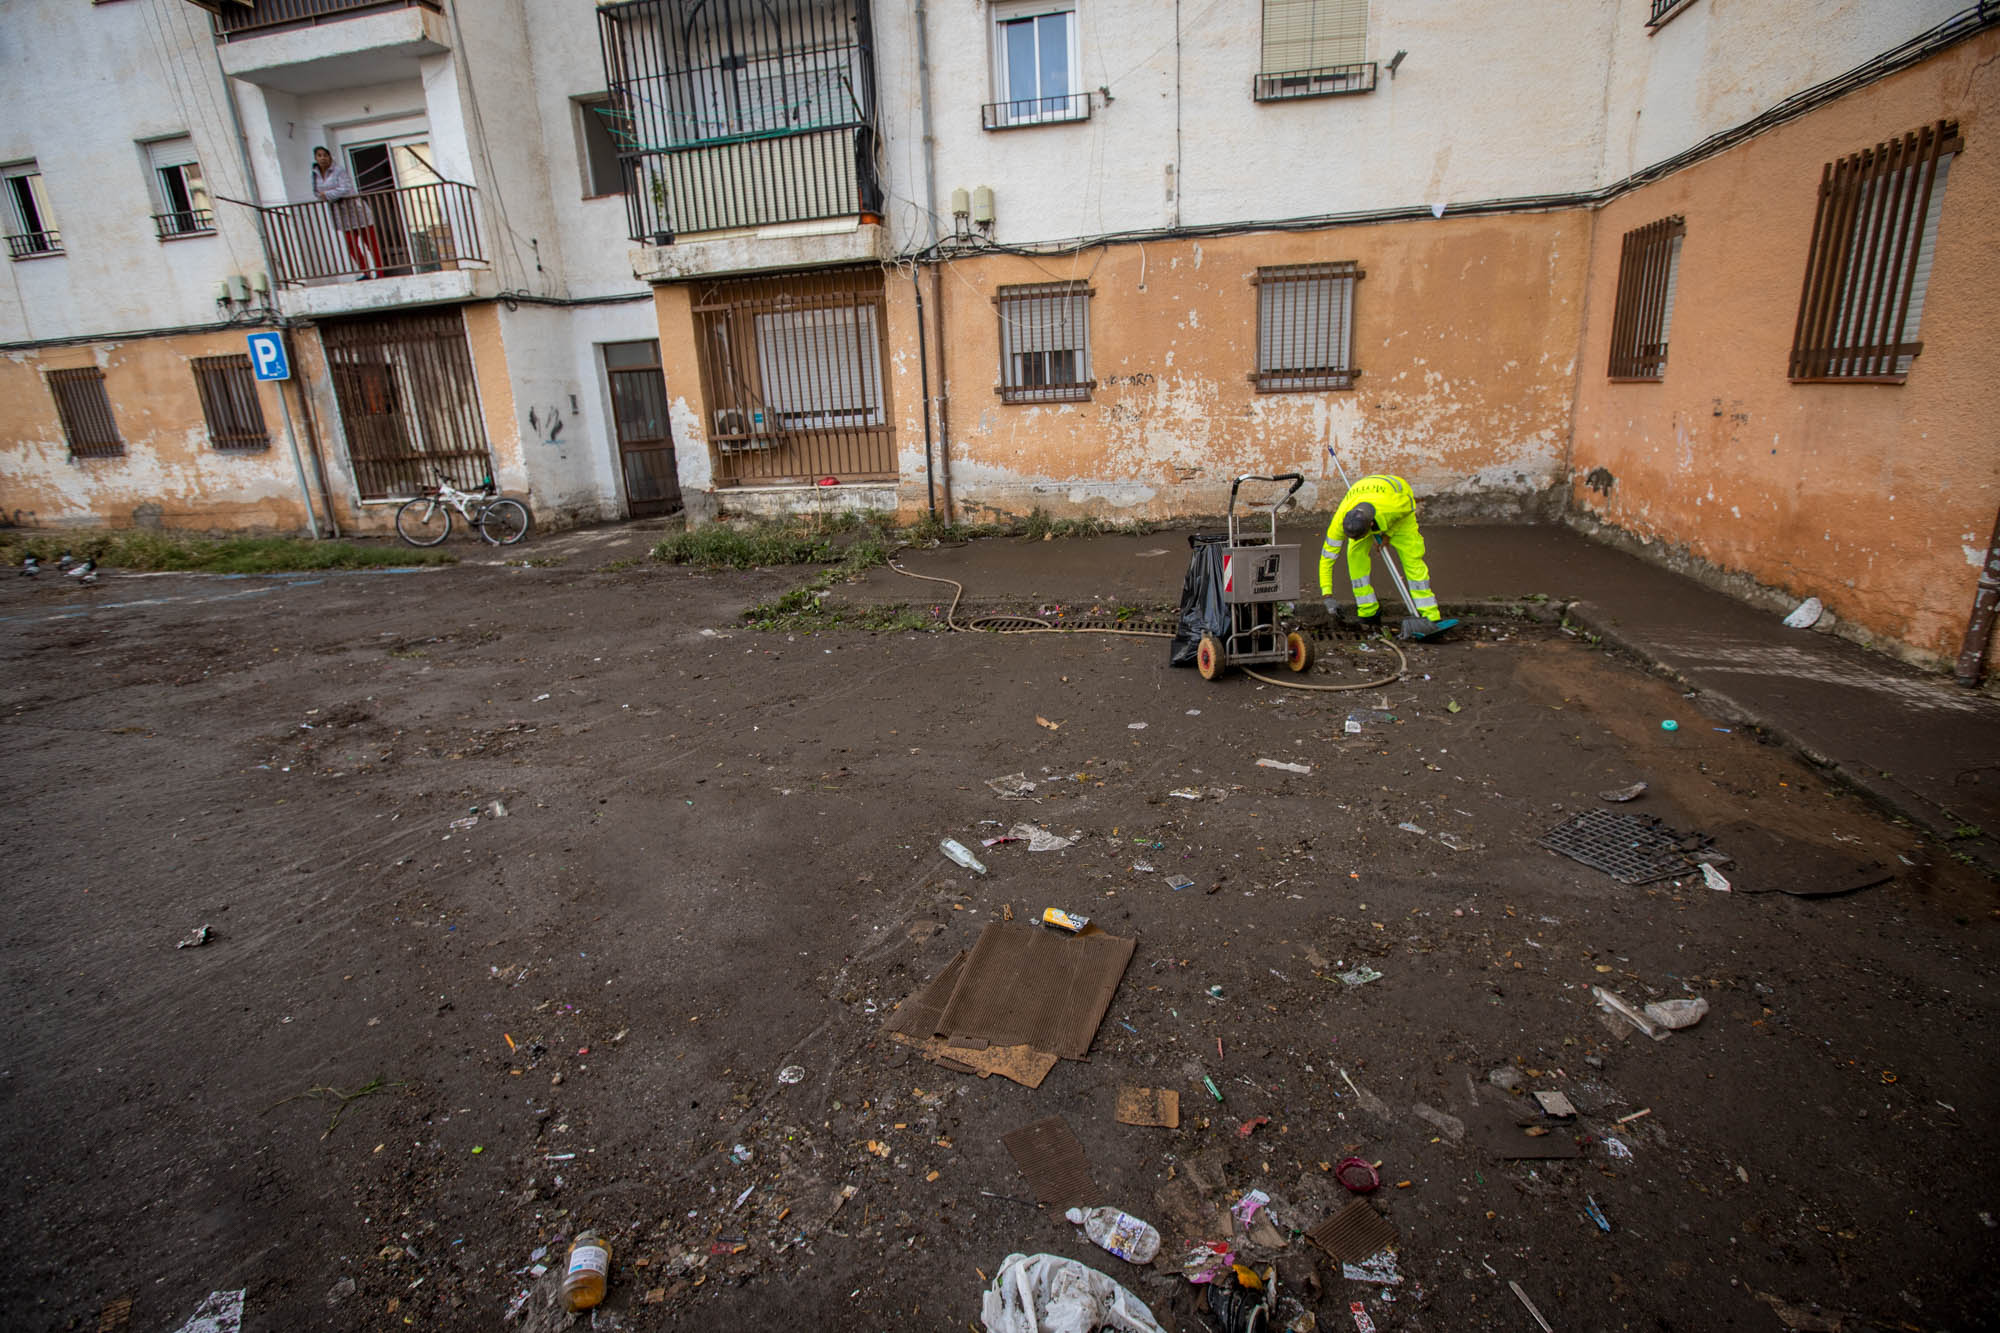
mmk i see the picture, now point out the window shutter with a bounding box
[1262,0,1367,74]
[145,137,199,174]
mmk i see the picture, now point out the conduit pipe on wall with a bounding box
[933,262,953,520]
[912,265,935,517]
[1955,503,2000,687]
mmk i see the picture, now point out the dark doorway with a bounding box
[323,308,493,499]
[603,340,681,517]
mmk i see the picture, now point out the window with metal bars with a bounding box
[1252,262,1361,392]
[1256,0,1374,101]
[192,354,269,451]
[1647,0,1696,30]
[1606,216,1684,381]
[47,367,122,457]
[1789,119,1958,383]
[994,282,1092,403]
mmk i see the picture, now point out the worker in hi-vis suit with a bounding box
[1317,474,1442,627]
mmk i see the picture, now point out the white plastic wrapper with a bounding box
[980,1253,1168,1333]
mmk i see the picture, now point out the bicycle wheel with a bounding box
[478,498,531,546]
[395,497,452,547]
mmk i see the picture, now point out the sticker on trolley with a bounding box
[1223,551,1285,597]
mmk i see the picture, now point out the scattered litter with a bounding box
[1068,1205,1163,1263]
[1661,719,1679,731]
[1701,864,1732,892]
[1036,716,1063,731]
[1002,1116,1100,1210]
[1341,1250,1402,1285]
[777,1065,806,1085]
[1202,1074,1224,1102]
[1488,1067,1523,1091]
[1235,1117,1270,1139]
[1168,788,1204,800]
[1510,1280,1555,1333]
[1231,1188,1271,1223]
[866,1140,891,1158]
[1446,700,1462,713]
[1598,782,1648,803]
[1169,875,1197,892]
[987,773,1038,799]
[1343,720,1362,735]
[980,1252,1168,1333]
[1643,997,1709,1030]
[1306,1198,1398,1264]
[1594,986,1669,1040]
[1436,832,1473,851]
[1132,860,1155,873]
[1334,1157,1379,1193]
[1185,708,1201,716]
[1467,1103,1581,1159]
[1336,965,1383,987]
[1751,1288,1857,1332]
[1128,722,1148,730]
[1257,758,1313,775]
[939,838,989,875]
[1783,597,1824,629]
[450,816,478,830]
[1338,1068,1392,1118]
[1615,1108,1653,1125]
[1602,1136,1633,1159]
[1115,1086,1180,1128]
[1178,1241,1234,1284]
[177,925,214,949]
[731,1143,753,1164]
[172,1290,245,1333]
[1349,1302,1378,1333]
[1041,907,1090,933]
[731,1183,755,1209]
[1583,1195,1611,1232]
[1011,823,1079,852]
[534,693,551,701]
[1532,1091,1577,1119]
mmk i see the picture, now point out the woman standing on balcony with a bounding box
[311,147,383,280]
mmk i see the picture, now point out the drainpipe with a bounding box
[912,265,935,517]
[913,0,940,250]
[1955,503,2000,687]
[933,262,953,521]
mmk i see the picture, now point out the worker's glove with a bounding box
[1322,597,1340,617]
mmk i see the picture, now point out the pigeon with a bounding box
[20,556,37,577]
[67,558,97,583]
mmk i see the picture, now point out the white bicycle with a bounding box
[395,473,532,547]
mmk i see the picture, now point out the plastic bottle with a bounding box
[1065,1205,1162,1264]
[561,1230,611,1311]
[939,838,988,875]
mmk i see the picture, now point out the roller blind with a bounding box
[1262,0,1367,74]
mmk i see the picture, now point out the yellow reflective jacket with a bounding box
[1318,474,1417,595]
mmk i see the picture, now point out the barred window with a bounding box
[1252,262,1361,392]
[47,367,122,457]
[1790,119,1958,383]
[192,354,269,450]
[994,281,1092,403]
[1607,216,1684,380]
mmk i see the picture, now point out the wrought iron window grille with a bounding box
[47,367,123,458]
[1251,262,1362,392]
[5,229,62,260]
[1607,216,1684,381]
[981,91,1092,130]
[1646,0,1697,30]
[192,355,270,451]
[994,281,1093,404]
[154,210,217,240]
[1789,119,1959,383]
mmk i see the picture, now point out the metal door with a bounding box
[322,308,493,499]
[603,340,681,516]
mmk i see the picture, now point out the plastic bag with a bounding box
[1169,534,1231,668]
[980,1252,1168,1333]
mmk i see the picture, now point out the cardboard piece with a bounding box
[1115,1086,1181,1128]
[1001,1116,1099,1210]
[887,1031,1058,1089]
[1305,1199,1399,1264]
[935,922,1136,1060]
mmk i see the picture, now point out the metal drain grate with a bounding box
[966,614,1179,634]
[1538,809,1705,884]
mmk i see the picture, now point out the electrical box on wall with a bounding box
[972,186,995,226]
[249,271,270,295]
[225,274,250,303]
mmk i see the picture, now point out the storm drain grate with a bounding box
[1538,809,1705,884]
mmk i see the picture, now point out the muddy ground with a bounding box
[0,535,1994,1333]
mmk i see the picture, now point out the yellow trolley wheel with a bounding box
[1196,634,1225,681]
[1285,630,1315,673]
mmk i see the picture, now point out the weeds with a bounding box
[267,1075,405,1139]
[0,531,453,574]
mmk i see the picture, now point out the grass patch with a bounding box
[1,531,453,574]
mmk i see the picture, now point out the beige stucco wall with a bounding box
[0,332,320,534]
[923,214,1592,522]
[1570,31,2000,666]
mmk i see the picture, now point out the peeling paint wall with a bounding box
[914,216,1590,522]
[1570,32,2000,667]
[0,333,319,533]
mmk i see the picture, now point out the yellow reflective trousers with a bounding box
[1316,474,1440,621]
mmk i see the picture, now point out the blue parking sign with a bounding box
[246,331,290,381]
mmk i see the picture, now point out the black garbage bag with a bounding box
[1169,533,1231,667]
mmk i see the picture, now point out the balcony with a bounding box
[200,0,441,41]
[982,92,1092,131]
[253,180,485,301]
[154,210,216,241]
[6,229,62,260]
[600,0,883,251]
[1253,62,1378,102]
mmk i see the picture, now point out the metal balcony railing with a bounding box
[154,210,216,240]
[256,180,483,287]
[208,0,442,40]
[599,0,884,245]
[5,229,62,260]
[1253,62,1378,101]
[981,92,1092,130]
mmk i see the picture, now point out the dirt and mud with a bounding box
[0,534,1993,1332]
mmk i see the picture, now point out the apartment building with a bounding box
[1,0,1995,670]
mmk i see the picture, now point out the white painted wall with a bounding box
[873,0,1968,252]
[0,0,271,343]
